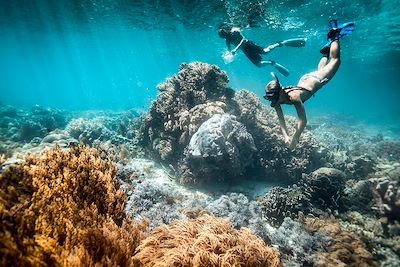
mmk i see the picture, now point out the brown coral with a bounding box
[140,62,230,162]
[133,214,282,267]
[301,216,378,267]
[0,145,146,266]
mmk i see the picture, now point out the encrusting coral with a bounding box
[0,145,145,266]
[133,214,282,267]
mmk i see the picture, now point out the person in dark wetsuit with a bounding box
[264,39,341,149]
[218,26,306,76]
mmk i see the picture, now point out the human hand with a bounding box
[222,51,235,64]
[283,134,291,145]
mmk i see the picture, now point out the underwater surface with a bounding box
[1,0,400,266]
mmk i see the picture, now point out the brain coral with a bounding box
[182,114,256,184]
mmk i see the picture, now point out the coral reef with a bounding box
[133,214,282,267]
[341,179,374,213]
[140,61,231,162]
[0,145,145,266]
[301,167,346,210]
[339,211,400,266]
[122,163,271,242]
[0,104,68,143]
[182,114,256,184]
[301,216,379,267]
[140,62,320,186]
[227,90,320,182]
[270,217,331,267]
[259,168,346,226]
[205,193,270,242]
[258,185,311,226]
[372,178,400,232]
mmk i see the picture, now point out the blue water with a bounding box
[1,0,399,133]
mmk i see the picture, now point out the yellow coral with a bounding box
[0,145,146,266]
[133,214,282,267]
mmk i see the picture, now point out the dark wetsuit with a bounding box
[226,31,264,66]
[242,40,264,66]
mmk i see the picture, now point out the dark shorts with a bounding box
[243,40,264,66]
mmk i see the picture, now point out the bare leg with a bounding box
[263,43,282,53]
[258,60,290,76]
[258,60,274,67]
[317,57,328,71]
[317,40,341,80]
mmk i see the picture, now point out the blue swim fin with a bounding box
[327,21,355,41]
[320,41,332,55]
[320,20,355,54]
[338,22,355,38]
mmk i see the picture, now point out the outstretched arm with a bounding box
[274,105,290,144]
[290,100,307,149]
[225,39,232,51]
[231,38,246,54]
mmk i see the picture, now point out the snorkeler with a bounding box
[218,25,306,77]
[264,20,354,149]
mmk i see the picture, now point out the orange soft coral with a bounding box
[133,214,282,267]
[301,216,378,267]
[0,145,146,267]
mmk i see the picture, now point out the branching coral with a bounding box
[133,214,282,267]
[270,217,331,267]
[205,193,270,242]
[372,178,400,234]
[258,185,311,226]
[0,145,146,266]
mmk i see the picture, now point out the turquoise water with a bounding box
[0,0,399,133]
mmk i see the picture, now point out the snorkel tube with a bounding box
[264,72,282,107]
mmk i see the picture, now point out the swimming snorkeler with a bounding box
[264,20,355,149]
[218,24,306,77]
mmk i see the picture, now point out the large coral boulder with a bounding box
[139,62,320,186]
[181,114,256,184]
[140,62,231,162]
[302,167,346,209]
